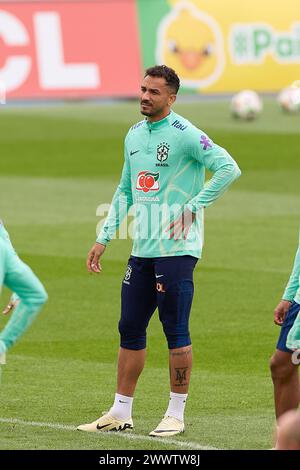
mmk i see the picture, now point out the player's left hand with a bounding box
[167,209,196,240]
[2,297,20,316]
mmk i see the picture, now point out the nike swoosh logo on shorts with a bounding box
[155,274,164,278]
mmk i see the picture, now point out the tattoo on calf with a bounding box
[170,348,192,357]
[174,367,188,387]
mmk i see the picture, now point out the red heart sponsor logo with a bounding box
[136,171,160,193]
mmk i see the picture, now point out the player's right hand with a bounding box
[274,300,292,326]
[86,243,106,274]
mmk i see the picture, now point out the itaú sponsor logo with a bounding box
[136,171,160,193]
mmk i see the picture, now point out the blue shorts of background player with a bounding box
[276,302,300,353]
[270,300,300,448]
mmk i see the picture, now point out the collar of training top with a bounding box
[144,110,174,130]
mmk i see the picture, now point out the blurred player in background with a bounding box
[270,231,300,447]
[0,220,48,368]
[286,302,300,352]
[78,65,241,437]
[275,410,300,450]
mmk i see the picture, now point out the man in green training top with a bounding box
[0,221,48,369]
[270,231,300,447]
[78,65,241,437]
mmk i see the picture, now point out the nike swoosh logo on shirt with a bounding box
[155,274,164,279]
[130,150,140,156]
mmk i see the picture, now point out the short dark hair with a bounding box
[144,65,180,94]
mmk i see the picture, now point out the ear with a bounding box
[168,94,177,107]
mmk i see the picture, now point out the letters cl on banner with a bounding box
[0,1,141,99]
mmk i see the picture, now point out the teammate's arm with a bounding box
[0,224,20,314]
[282,245,300,302]
[274,244,300,326]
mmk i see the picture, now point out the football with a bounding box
[231,90,263,120]
[278,86,300,113]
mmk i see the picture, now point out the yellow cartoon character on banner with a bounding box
[156,1,225,89]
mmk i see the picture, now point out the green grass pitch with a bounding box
[0,99,299,450]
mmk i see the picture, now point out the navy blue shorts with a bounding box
[119,255,198,350]
[276,301,300,353]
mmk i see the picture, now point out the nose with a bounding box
[141,90,150,102]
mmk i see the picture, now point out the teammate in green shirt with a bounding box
[286,240,300,351]
[270,231,300,447]
[0,221,48,369]
[78,65,241,436]
[0,223,20,315]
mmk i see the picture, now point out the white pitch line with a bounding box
[0,417,219,450]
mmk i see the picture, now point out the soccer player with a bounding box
[1,223,19,316]
[78,65,241,436]
[275,410,300,450]
[270,232,300,444]
[0,221,48,367]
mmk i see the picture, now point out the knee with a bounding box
[118,319,146,350]
[270,354,294,382]
[160,280,193,349]
[166,334,191,350]
[162,323,191,350]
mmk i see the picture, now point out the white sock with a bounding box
[165,392,188,422]
[109,393,133,420]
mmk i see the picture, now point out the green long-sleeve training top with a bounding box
[97,110,241,259]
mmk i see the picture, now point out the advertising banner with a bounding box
[0,0,142,99]
[1,0,299,99]
[137,0,300,93]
